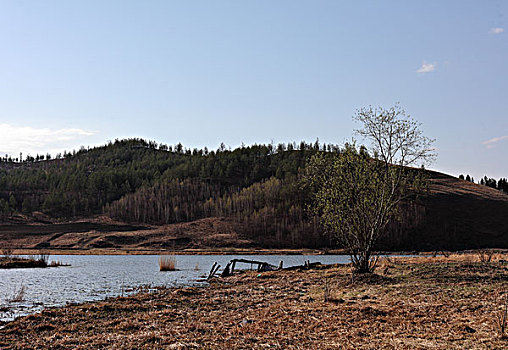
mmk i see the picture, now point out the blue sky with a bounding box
[0,0,506,180]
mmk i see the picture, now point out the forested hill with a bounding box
[0,139,328,218]
[0,138,335,247]
[1,138,508,251]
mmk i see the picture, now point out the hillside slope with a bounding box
[1,140,507,252]
[1,170,507,252]
[407,171,508,250]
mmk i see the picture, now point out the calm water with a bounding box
[0,254,350,322]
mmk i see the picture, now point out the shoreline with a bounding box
[6,247,506,256]
[2,253,508,348]
[4,247,337,256]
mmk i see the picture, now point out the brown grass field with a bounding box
[2,253,508,349]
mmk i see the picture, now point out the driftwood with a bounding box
[215,259,322,278]
[220,259,281,277]
[208,262,221,280]
[283,260,322,271]
[231,259,278,272]
[221,262,231,277]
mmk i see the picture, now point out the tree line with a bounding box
[105,176,324,248]
[459,174,508,192]
[0,138,327,220]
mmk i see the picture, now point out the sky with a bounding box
[0,0,506,180]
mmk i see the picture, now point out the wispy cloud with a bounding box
[483,135,508,149]
[489,27,505,35]
[416,62,436,74]
[0,124,96,157]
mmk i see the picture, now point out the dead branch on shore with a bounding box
[208,262,221,280]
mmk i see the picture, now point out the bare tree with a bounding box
[354,104,435,169]
[305,104,436,273]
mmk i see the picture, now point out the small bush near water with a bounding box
[0,254,69,269]
[159,256,177,271]
[0,255,47,269]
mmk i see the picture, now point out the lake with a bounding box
[0,254,350,322]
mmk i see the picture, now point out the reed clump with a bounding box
[159,255,177,271]
[0,254,69,269]
[49,260,70,267]
[1,255,47,269]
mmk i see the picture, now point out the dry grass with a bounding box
[385,252,507,265]
[1,255,47,268]
[497,294,508,339]
[1,254,69,269]
[478,249,495,263]
[158,255,176,271]
[48,260,70,267]
[1,247,13,257]
[3,253,508,349]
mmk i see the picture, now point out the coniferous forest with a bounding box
[1,138,508,250]
[0,139,335,247]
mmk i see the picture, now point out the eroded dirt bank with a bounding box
[2,254,508,349]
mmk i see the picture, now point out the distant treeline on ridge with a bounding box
[1,138,506,249]
[0,138,337,247]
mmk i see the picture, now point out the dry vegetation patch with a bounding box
[2,255,508,349]
[159,255,177,271]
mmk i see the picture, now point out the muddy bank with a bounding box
[2,254,508,349]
